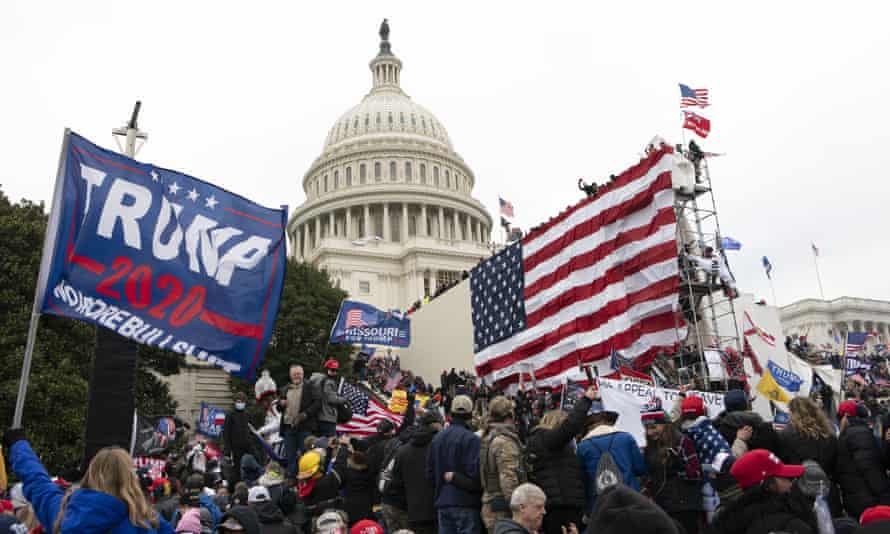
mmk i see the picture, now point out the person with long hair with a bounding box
[524,386,594,534]
[641,407,703,534]
[4,428,173,533]
[777,397,841,514]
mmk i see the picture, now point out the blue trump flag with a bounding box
[330,300,410,347]
[37,131,286,379]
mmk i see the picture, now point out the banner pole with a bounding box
[13,128,71,427]
[813,251,826,300]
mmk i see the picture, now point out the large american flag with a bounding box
[472,149,681,389]
[679,83,709,108]
[337,381,403,437]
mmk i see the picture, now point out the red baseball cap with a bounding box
[323,359,340,370]
[838,400,859,418]
[350,519,384,534]
[730,449,805,488]
[681,395,705,417]
[860,505,890,526]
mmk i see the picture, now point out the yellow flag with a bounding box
[0,446,7,492]
[756,367,790,403]
[387,390,430,414]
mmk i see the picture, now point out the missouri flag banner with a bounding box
[756,364,791,403]
[37,131,287,379]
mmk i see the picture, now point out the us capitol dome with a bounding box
[288,21,493,311]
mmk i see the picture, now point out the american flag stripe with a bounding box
[345,309,366,328]
[473,149,680,388]
[337,397,403,437]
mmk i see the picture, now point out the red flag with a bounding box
[683,111,710,138]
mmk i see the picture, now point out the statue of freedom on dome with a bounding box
[379,18,390,42]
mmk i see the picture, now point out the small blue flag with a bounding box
[762,256,773,279]
[721,236,742,251]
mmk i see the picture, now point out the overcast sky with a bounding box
[2,2,888,307]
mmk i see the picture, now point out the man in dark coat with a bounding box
[713,389,779,454]
[427,395,483,534]
[388,410,443,534]
[526,386,593,534]
[367,390,416,530]
[223,391,256,486]
[835,400,890,518]
[280,363,321,482]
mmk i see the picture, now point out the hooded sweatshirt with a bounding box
[174,508,202,533]
[576,425,646,511]
[11,440,174,534]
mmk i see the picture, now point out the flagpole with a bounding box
[13,128,71,427]
[813,249,826,300]
[768,277,778,308]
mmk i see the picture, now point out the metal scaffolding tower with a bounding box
[673,151,743,388]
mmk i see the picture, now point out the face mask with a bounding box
[235,402,246,411]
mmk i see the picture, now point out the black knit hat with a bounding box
[587,484,679,534]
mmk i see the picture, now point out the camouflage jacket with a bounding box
[480,423,526,507]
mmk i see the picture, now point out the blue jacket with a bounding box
[426,417,482,508]
[11,440,174,534]
[576,426,646,511]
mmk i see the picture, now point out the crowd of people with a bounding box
[6,355,890,534]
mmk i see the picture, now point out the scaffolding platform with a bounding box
[666,148,743,389]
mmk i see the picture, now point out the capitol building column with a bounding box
[401,203,409,242]
[363,205,371,239]
[383,203,391,241]
[421,204,428,236]
[438,207,445,239]
[314,217,320,247]
[345,207,353,240]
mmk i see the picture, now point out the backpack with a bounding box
[336,401,353,424]
[592,436,620,494]
[377,438,403,494]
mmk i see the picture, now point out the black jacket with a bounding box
[708,486,816,534]
[642,431,702,513]
[525,396,589,510]
[777,426,838,470]
[388,427,438,524]
[251,501,298,534]
[777,426,843,515]
[280,381,322,434]
[713,410,779,453]
[366,393,415,507]
[342,458,375,525]
[835,418,890,518]
[222,506,263,534]
[223,409,253,454]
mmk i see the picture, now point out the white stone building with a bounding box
[779,296,890,350]
[287,27,493,311]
